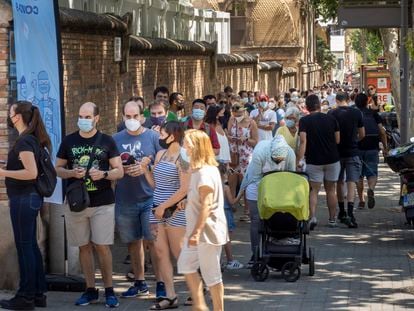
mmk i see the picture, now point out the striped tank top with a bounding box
[150,155,186,227]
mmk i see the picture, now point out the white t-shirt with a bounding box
[186,165,229,245]
[250,109,277,141]
[326,94,336,107]
[216,132,231,163]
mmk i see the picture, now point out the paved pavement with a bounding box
[2,163,414,310]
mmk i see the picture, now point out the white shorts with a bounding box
[177,240,223,287]
[65,204,115,247]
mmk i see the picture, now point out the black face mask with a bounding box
[159,136,172,149]
[7,116,15,129]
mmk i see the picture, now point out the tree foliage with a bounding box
[349,29,384,63]
[311,0,338,21]
[316,36,337,72]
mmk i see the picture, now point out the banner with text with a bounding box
[12,0,64,204]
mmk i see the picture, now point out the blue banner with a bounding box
[12,0,64,204]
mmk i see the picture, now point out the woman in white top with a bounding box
[177,129,228,311]
[205,104,231,164]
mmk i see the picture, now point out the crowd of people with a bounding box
[0,82,389,311]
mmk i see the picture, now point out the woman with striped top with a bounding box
[142,121,190,310]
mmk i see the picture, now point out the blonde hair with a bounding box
[184,129,218,169]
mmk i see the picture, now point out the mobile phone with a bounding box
[0,160,6,165]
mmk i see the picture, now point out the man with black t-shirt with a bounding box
[298,95,340,230]
[55,102,123,308]
[355,93,388,209]
[328,92,365,228]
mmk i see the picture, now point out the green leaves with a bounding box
[316,36,337,71]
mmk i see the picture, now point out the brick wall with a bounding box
[216,64,256,94]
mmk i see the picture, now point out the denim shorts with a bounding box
[115,198,153,243]
[339,156,362,183]
[359,150,379,178]
[224,208,235,232]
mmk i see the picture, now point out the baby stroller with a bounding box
[251,171,315,282]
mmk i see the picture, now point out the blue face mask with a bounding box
[285,119,296,128]
[180,147,190,163]
[77,118,94,133]
[260,101,268,109]
[192,108,205,121]
[150,116,166,126]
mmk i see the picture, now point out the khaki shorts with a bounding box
[65,204,115,247]
[177,240,223,287]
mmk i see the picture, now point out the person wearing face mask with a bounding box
[55,102,124,308]
[169,92,186,121]
[139,121,191,310]
[112,101,165,301]
[143,100,169,132]
[182,99,220,155]
[227,103,258,222]
[238,135,296,268]
[276,106,300,154]
[250,94,277,141]
[143,87,178,122]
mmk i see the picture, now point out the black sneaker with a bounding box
[0,296,35,310]
[343,216,358,228]
[34,294,47,308]
[367,189,375,209]
[246,255,255,269]
[337,211,347,223]
[123,254,131,265]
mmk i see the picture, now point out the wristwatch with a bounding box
[103,171,109,179]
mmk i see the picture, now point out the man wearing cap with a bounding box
[250,94,277,141]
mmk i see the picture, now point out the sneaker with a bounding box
[246,255,255,269]
[34,295,47,308]
[123,254,131,265]
[337,211,347,223]
[226,260,244,270]
[0,296,35,310]
[75,288,99,306]
[239,214,250,222]
[309,217,317,230]
[156,282,166,299]
[125,270,135,281]
[105,294,119,308]
[121,282,149,298]
[357,201,365,210]
[343,216,358,228]
[328,219,337,228]
[367,189,375,209]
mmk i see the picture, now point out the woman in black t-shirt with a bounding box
[0,101,51,311]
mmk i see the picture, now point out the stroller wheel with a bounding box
[251,262,269,282]
[281,262,301,282]
[309,248,315,276]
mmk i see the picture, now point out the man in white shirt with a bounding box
[326,88,337,108]
[250,94,277,141]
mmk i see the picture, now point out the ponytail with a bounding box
[13,101,52,153]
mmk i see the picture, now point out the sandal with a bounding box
[150,297,178,310]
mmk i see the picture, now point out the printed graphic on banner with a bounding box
[12,0,64,204]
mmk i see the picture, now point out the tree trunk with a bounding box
[380,28,401,117]
[361,29,368,63]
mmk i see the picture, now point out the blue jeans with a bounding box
[9,192,47,299]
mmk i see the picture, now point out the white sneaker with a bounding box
[309,217,317,230]
[226,260,244,270]
[328,219,337,228]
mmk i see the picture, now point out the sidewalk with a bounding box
[2,163,414,310]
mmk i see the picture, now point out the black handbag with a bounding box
[66,133,102,212]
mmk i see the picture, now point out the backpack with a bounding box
[361,109,380,138]
[35,146,58,197]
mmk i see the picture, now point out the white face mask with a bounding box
[125,119,141,132]
[235,116,244,123]
[180,147,190,163]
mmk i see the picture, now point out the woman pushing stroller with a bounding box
[237,135,296,267]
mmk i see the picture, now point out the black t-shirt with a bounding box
[358,107,382,150]
[6,135,40,197]
[57,131,120,207]
[328,106,364,157]
[299,112,340,165]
